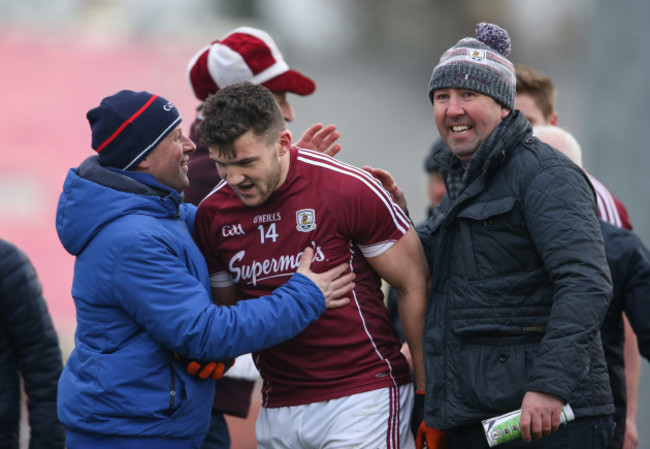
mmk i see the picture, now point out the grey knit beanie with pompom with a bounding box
[428,22,516,109]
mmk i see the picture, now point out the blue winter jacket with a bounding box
[56,156,326,447]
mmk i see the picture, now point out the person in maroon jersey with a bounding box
[185,26,344,449]
[184,26,342,206]
[193,81,429,449]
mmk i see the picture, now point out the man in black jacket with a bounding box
[0,239,65,449]
[416,22,614,449]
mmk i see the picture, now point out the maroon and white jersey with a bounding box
[194,147,412,407]
[586,172,632,230]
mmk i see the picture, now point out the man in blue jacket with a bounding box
[55,89,354,449]
[414,22,614,449]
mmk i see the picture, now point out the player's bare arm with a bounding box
[366,227,429,390]
[211,284,244,307]
[622,315,640,449]
[297,247,354,310]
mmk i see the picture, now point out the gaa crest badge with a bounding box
[467,48,487,62]
[296,209,317,232]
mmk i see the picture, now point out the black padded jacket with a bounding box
[0,239,65,448]
[417,111,614,429]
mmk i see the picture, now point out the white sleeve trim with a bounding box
[358,240,397,258]
[210,271,235,288]
[223,353,261,381]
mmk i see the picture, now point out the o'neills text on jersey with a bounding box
[254,212,281,224]
[229,246,326,286]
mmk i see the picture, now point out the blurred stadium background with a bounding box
[1,1,648,448]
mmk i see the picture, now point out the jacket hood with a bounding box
[56,156,183,256]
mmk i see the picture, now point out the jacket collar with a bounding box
[77,156,182,203]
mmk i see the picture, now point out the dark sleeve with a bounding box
[0,240,65,448]
[618,233,650,360]
[522,164,613,399]
[416,220,435,271]
[386,286,406,343]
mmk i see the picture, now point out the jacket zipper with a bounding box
[166,365,176,415]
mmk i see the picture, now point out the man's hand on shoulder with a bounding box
[362,166,408,212]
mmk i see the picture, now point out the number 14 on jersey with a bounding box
[257,223,278,244]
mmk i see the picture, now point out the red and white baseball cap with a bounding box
[187,26,316,101]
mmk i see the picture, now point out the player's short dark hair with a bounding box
[200,81,285,158]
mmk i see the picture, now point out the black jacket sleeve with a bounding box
[0,239,65,448]
[602,223,650,361]
[522,163,613,400]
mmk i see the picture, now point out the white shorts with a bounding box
[256,384,415,449]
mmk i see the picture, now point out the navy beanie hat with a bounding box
[87,90,182,170]
[428,22,516,109]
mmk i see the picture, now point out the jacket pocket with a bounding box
[454,197,541,280]
[448,315,547,415]
[452,342,536,414]
[448,308,549,343]
[95,351,188,420]
[452,321,546,346]
[164,364,178,416]
[456,197,517,222]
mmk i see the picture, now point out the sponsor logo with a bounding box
[221,224,245,237]
[296,209,316,232]
[228,246,325,286]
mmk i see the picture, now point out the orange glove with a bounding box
[415,421,449,449]
[173,352,235,380]
[412,391,450,449]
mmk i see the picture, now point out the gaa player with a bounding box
[194,82,429,449]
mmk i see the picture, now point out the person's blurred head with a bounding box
[87,90,196,191]
[533,125,583,168]
[187,26,315,122]
[428,23,514,163]
[200,82,290,207]
[424,141,447,208]
[515,64,558,126]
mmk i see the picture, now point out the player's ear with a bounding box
[278,129,292,156]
